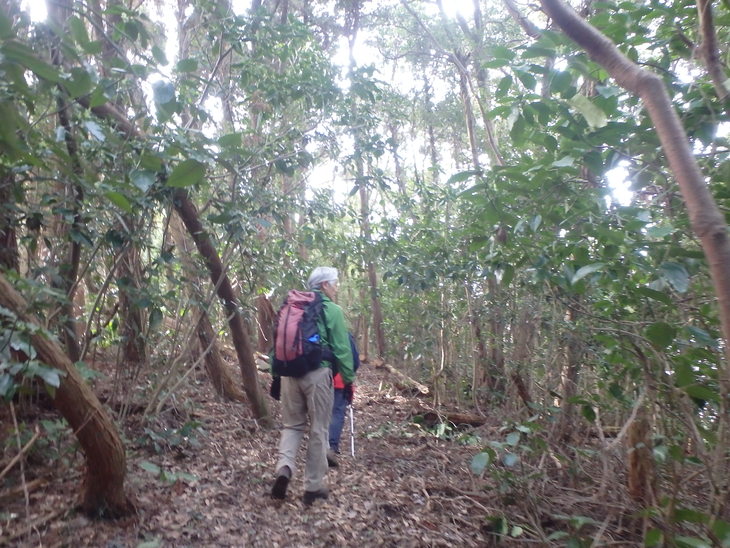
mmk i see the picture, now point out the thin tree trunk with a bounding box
[487,277,506,395]
[359,182,386,360]
[0,273,132,517]
[695,0,729,103]
[196,312,246,403]
[0,172,19,272]
[118,230,146,366]
[173,190,271,425]
[48,0,84,362]
[510,307,537,409]
[557,303,583,439]
[170,213,246,402]
[255,294,276,354]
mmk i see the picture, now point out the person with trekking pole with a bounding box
[327,332,360,467]
[269,267,355,506]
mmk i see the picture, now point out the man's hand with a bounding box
[343,383,354,404]
[270,377,281,400]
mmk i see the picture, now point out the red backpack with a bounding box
[272,290,326,377]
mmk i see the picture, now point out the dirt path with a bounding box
[2,365,497,547]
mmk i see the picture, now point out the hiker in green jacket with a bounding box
[271,266,355,506]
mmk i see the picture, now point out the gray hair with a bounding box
[307,266,338,290]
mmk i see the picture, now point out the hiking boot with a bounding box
[302,488,329,506]
[271,466,291,499]
[327,449,339,468]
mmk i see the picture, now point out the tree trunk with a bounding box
[170,212,246,402]
[486,277,506,395]
[557,303,583,439]
[627,407,656,505]
[118,230,146,366]
[510,307,537,409]
[359,183,386,360]
[0,273,132,517]
[465,284,488,407]
[0,172,19,272]
[172,189,271,426]
[47,1,84,362]
[196,312,246,403]
[255,294,276,354]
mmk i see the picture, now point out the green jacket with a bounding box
[316,291,355,384]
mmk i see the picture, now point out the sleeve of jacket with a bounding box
[323,301,355,384]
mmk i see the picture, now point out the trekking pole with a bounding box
[349,405,355,457]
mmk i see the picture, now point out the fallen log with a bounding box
[371,360,429,396]
[415,406,487,428]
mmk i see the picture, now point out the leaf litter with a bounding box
[1,364,499,547]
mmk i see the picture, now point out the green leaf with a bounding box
[0,373,15,399]
[552,155,575,168]
[35,365,63,388]
[636,286,672,305]
[487,45,515,61]
[674,536,711,548]
[130,169,156,192]
[496,75,513,97]
[176,58,198,73]
[139,153,163,171]
[218,133,242,147]
[0,10,14,39]
[139,461,161,475]
[502,452,519,467]
[674,361,694,387]
[69,16,91,47]
[506,431,520,446]
[685,326,716,347]
[570,93,607,128]
[645,225,675,238]
[660,262,690,293]
[550,71,573,96]
[447,170,480,185]
[514,69,537,91]
[64,67,94,98]
[2,41,61,83]
[151,45,168,65]
[581,404,596,422]
[510,525,524,537]
[684,385,720,404]
[645,322,676,349]
[711,520,730,544]
[571,262,605,284]
[106,191,133,213]
[674,508,710,524]
[470,451,490,475]
[166,160,206,188]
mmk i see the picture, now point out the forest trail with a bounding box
[2,363,499,547]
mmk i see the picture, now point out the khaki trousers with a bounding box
[276,366,333,492]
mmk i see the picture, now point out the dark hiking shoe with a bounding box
[271,466,291,499]
[302,489,329,506]
[327,449,339,468]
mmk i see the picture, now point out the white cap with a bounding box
[307,266,338,289]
